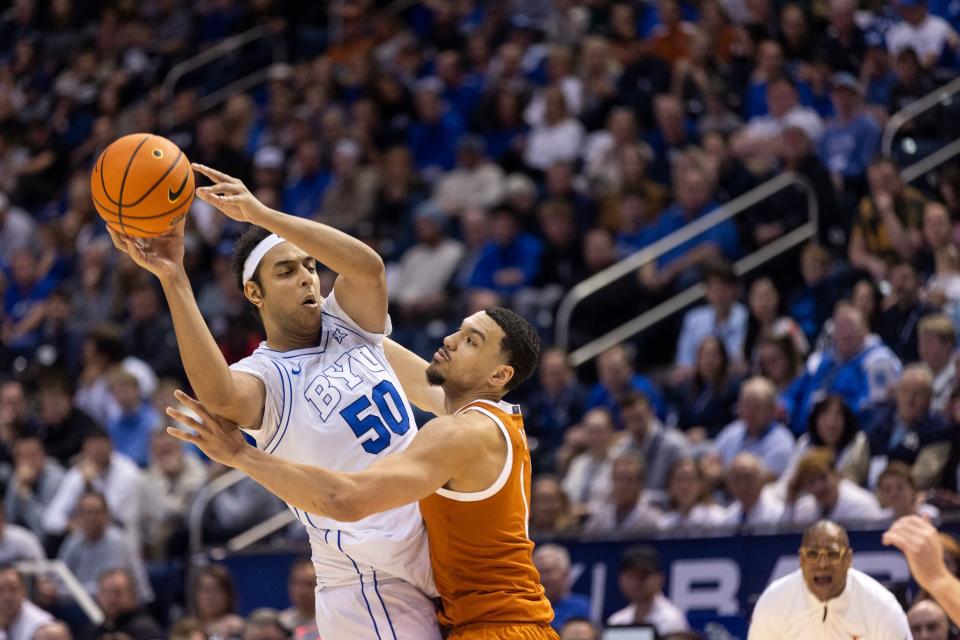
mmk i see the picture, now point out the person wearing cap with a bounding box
[607,545,689,634]
[433,136,506,214]
[818,72,881,189]
[750,520,910,639]
[887,0,960,68]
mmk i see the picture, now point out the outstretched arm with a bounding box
[108,222,265,428]
[383,339,448,416]
[193,164,387,334]
[883,515,960,626]
[166,391,475,521]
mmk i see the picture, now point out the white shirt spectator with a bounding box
[433,162,506,214]
[887,14,957,63]
[748,568,910,639]
[562,453,613,509]
[5,600,54,640]
[524,77,584,126]
[745,106,825,144]
[583,498,663,534]
[657,503,728,531]
[772,431,870,500]
[722,487,787,527]
[43,452,144,536]
[0,524,44,565]
[676,302,749,368]
[790,479,886,526]
[388,239,465,306]
[0,196,36,258]
[524,118,586,171]
[608,594,690,634]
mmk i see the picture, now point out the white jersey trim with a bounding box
[435,406,513,502]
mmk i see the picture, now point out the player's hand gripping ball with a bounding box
[90,133,194,237]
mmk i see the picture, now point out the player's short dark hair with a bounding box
[232,225,273,292]
[483,307,541,392]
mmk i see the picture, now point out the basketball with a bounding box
[90,133,195,237]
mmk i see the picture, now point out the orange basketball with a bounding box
[90,133,194,237]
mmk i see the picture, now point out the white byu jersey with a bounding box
[230,292,436,596]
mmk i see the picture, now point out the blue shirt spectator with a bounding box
[586,345,667,424]
[3,247,60,355]
[675,261,748,369]
[524,349,587,469]
[785,304,902,434]
[468,210,543,296]
[282,141,330,219]
[818,73,882,179]
[408,79,465,177]
[533,544,592,631]
[713,378,796,478]
[107,369,159,468]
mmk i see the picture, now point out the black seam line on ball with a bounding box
[117,134,152,233]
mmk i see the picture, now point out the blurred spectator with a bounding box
[0,380,29,441]
[786,302,902,433]
[279,558,316,633]
[583,454,663,534]
[789,448,885,525]
[106,366,160,468]
[2,247,61,357]
[168,617,207,640]
[524,200,584,317]
[282,140,329,219]
[744,277,809,365]
[244,608,289,640]
[721,452,787,527]
[79,568,163,640]
[737,76,825,157]
[193,565,245,638]
[388,202,464,325]
[202,463,285,544]
[467,208,543,297]
[10,120,69,214]
[533,544,591,631]
[672,336,741,441]
[33,622,73,640]
[0,501,43,564]
[917,314,956,413]
[43,428,144,537]
[886,0,960,68]
[524,348,586,468]
[849,158,928,281]
[0,193,35,260]
[889,48,941,140]
[907,599,951,640]
[657,457,727,531]
[789,244,839,341]
[562,409,618,511]
[649,0,698,64]
[57,492,153,604]
[611,392,690,492]
[607,545,689,633]
[35,288,85,377]
[530,475,579,536]
[639,158,738,294]
[876,461,940,522]
[866,364,952,490]
[523,86,585,171]
[408,78,465,177]
[755,334,803,393]
[0,566,54,640]
[819,72,881,190]
[675,260,748,377]
[777,396,871,497]
[433,136,506,215]
[138,431,206,562]
[646,95,698,186]
[318,138,379,232]
[877,262,937,362]
[917,202,955,281]
[4,435,64,540]
[712,377,796,478]
[587,345,666,426]
[124,281,183,381]
[559,619,599,640]
[821,0,867,74]
[29,370,97,466]
[192,114,251,185]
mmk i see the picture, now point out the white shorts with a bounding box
[315,577,441,640]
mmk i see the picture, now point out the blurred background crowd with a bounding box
[2,0,960,637]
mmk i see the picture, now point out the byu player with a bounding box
[107,164,440,639]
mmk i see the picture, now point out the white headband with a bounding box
[243,233,287,283]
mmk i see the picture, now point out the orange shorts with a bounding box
[447,622,561,640]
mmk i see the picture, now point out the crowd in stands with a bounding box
[2,0,960,637]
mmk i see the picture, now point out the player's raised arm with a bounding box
[193,163,387,334]
[107,222,265,428]
[166,390,495,520]
[383,339,448,416]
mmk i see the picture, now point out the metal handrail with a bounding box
[882,75,960,158]
[187,468,246,556]
[16,560,104,625]
[554,171,817,355]
[227,510,297,552]
[160,24,286,106]
[901,137,960,184]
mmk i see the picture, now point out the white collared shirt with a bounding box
[748,568,910,639]
[4,600,54,640]
[608,593,690,634]
[722,487,786,528]
[790,479,886,526]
